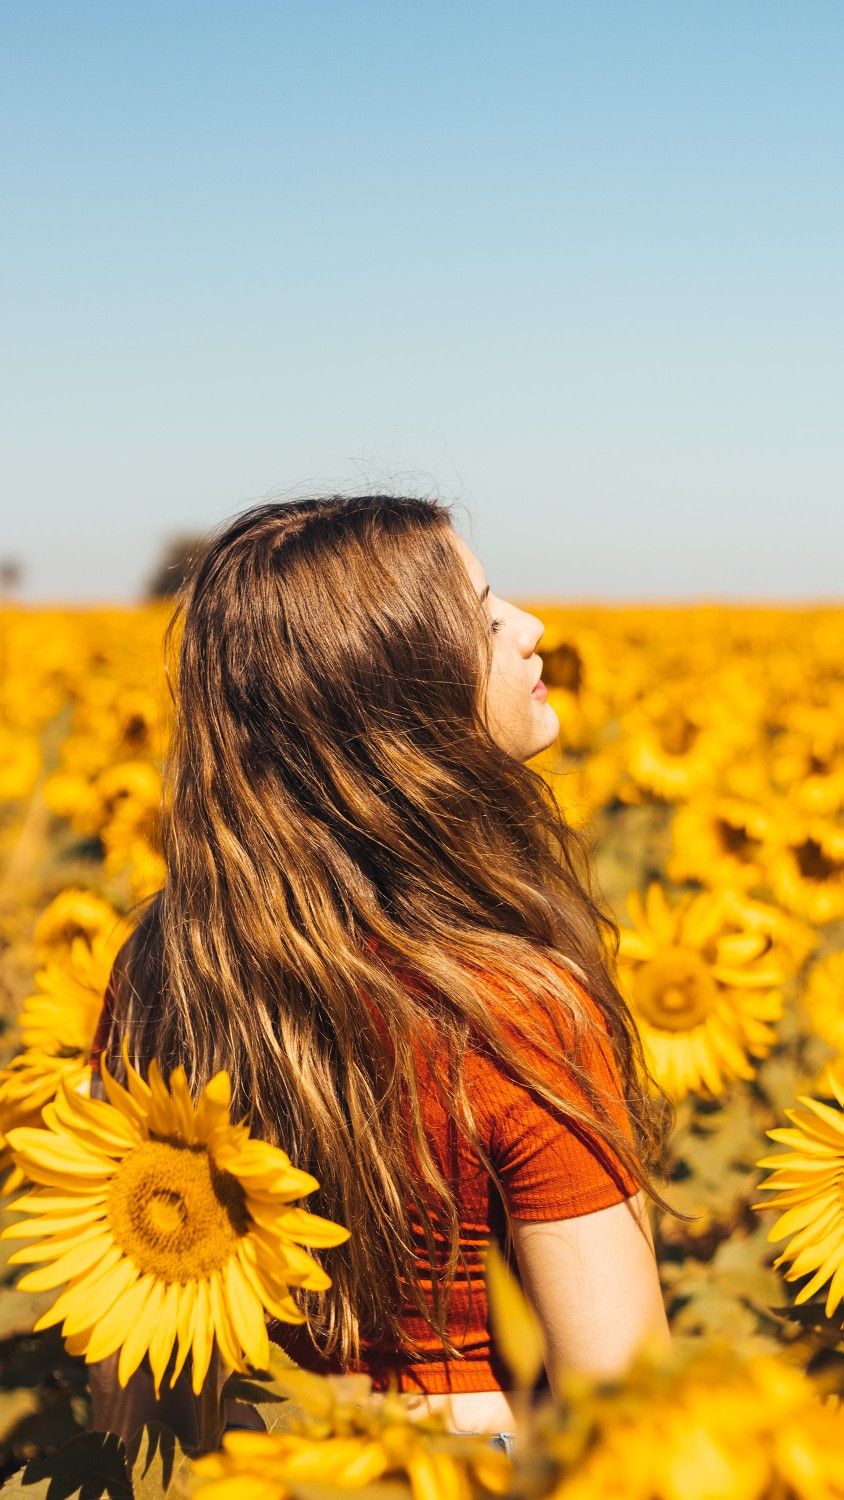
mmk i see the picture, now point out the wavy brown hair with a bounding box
[105,494,679,1369]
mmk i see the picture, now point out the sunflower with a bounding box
[717,888,818,975]
[108,686,170,760]
[770,703,844,816]
[0,919,133,1189]
[622,687,741,803]
[191,1366,511,1500]
[801,952,844,1058]
[616,882,785,1100]
[17,923,133,1057]
[0,1053,91,1195]
[753,1069,844,1321]
[764,808,844,926]
[101,801,166,902]
[666,795,773,892]
[1,1051,349,1396]
[547,1339,844,1500]
[33,888,126,962]
[192,1427,509,1500]
[95,758,163,831]
[537,623,625,751]
[57,726,116,779]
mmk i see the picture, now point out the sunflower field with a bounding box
[1,599,844,1499]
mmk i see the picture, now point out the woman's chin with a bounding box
[522,702,560,762]
[538,698,560,743]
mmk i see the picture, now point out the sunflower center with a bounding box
[633,948,717,1031]
[716,819,761,861]
[658,709,698,757]
[122,713,151,749]
[542,643,583,694]
[107,1139,249,1283]
[794,839,842,883]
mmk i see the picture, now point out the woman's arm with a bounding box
[511,1191,670,1388]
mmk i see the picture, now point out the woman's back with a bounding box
[87,495,673,1437]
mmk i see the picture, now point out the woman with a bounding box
[89,494,675,1446]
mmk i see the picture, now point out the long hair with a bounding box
[105,494,678,1367]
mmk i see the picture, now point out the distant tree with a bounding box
[144,533,207,599]
[0,557,22,595]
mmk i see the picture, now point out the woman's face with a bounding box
[450,532,560,762]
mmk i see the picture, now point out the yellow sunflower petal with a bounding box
[170,1279,197,1387]
[16,1231,116,1291]
[99,1059,150,1130]
[208,1266,246,1374]
[85,1272,163,1366]
[147,1280,179,1394]
[616,930,654,962]
[2,1190,108,1215]
[117,1275,159,1386]
[224,1254,269,1372]
[61,1257,141,1338]
[4,1128,115,1181]
[274,1205,352,1249]
[191,1278,214,1395]
[195,1071,232,1139]
[32,1245,125,1332]
[2,1204,107,1239]
[645,882,678,944]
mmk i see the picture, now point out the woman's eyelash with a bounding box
[490,618,503,634]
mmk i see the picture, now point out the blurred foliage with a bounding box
[142,534,206,600]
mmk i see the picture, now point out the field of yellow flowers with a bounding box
[0,599,843,1498]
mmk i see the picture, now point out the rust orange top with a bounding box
[91,952,639,1395]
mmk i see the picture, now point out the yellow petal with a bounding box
[170,1279,197,1388]
[191,1278,213,1394]
[2,1205,107,1239]
[32,1245,124,1331]
[117,1275,158,1386]
[147,1280,179,1395]
[205,1267,243,1374]
[645,882,677,944]
[4,1128,115,1180]
[3,1191,108,1215]
[16,1231,115,1291]
[62,1257,140,1337]
[715,931,770,966]
[85,1272,161,1366]
[99,1058,150,1130]
[616,930,655,962]
[224,1255,269,1371]
[275,1205,350,1248]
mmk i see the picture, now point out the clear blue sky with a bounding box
[2,2,842,602]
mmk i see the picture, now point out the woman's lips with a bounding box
[531,679,548,699]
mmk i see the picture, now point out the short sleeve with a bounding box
[479,980,641,1221]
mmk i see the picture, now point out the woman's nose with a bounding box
[518,610,544,655]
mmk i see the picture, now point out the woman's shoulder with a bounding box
[461,951,632,1130]
[468,951,615,1064]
